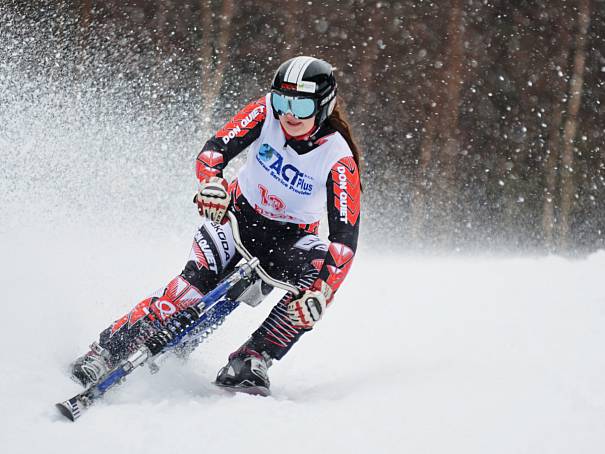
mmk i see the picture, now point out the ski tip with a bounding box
[55,399,81,422]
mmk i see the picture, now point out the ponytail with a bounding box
[326,97,363,189]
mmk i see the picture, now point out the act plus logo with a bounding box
[256,144,314,195]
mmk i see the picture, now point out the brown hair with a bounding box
[326,97,363,187]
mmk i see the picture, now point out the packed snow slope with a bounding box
[1,218,604,453]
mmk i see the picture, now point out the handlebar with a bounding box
[226,211,300,296]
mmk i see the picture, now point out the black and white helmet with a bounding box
[271,56,337,126]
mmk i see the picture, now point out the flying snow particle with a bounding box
[315,18,328,33]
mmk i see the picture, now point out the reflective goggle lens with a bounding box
[271,93,317,119]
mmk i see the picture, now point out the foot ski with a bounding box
[55,272,245,421]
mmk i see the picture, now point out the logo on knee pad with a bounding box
[152,298,177,321]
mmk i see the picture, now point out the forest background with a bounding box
[3,0,604,255]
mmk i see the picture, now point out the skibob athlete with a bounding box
[70,56,362,396]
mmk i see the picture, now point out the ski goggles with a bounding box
[270,92,318,119]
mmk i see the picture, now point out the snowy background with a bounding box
[2,221,605,453]
[2,1,605,453]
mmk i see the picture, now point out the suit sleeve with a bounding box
[195,96,267,182]
[312,156,361,302]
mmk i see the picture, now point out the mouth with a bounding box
[286,118,302,127]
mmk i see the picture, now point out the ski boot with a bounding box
[70,341,117,387]
[214,344,272,396]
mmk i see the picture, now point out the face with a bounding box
[278,112,316,137]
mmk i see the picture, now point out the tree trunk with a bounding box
[80,0,92,29]
[411,111,438,242]
[433,0,464,242]
[543,7,572,250]
[279,0,300,60]
[79,0,93,48]
[358,4,381,108]
[199,0,214,118]
[558,0,591,251]
[199,0,234,116]
[76,0,93,74]
[543,107,563,249]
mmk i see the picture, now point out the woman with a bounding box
[71,56,362,396]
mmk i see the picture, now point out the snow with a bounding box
[1,219,604,453]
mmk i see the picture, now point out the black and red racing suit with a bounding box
[99,96,361,362]
[194,95,361,358]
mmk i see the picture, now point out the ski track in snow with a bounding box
[1,221,604,454]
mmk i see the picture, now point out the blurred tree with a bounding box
[199,0,234,116]
[4,0,604,253]
[410,0,464,246]
[543,1,572,251]
[434,0,464,244]
[559,0,591,251]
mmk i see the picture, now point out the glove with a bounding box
[286,289,327,329]
[196,176,231,223]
